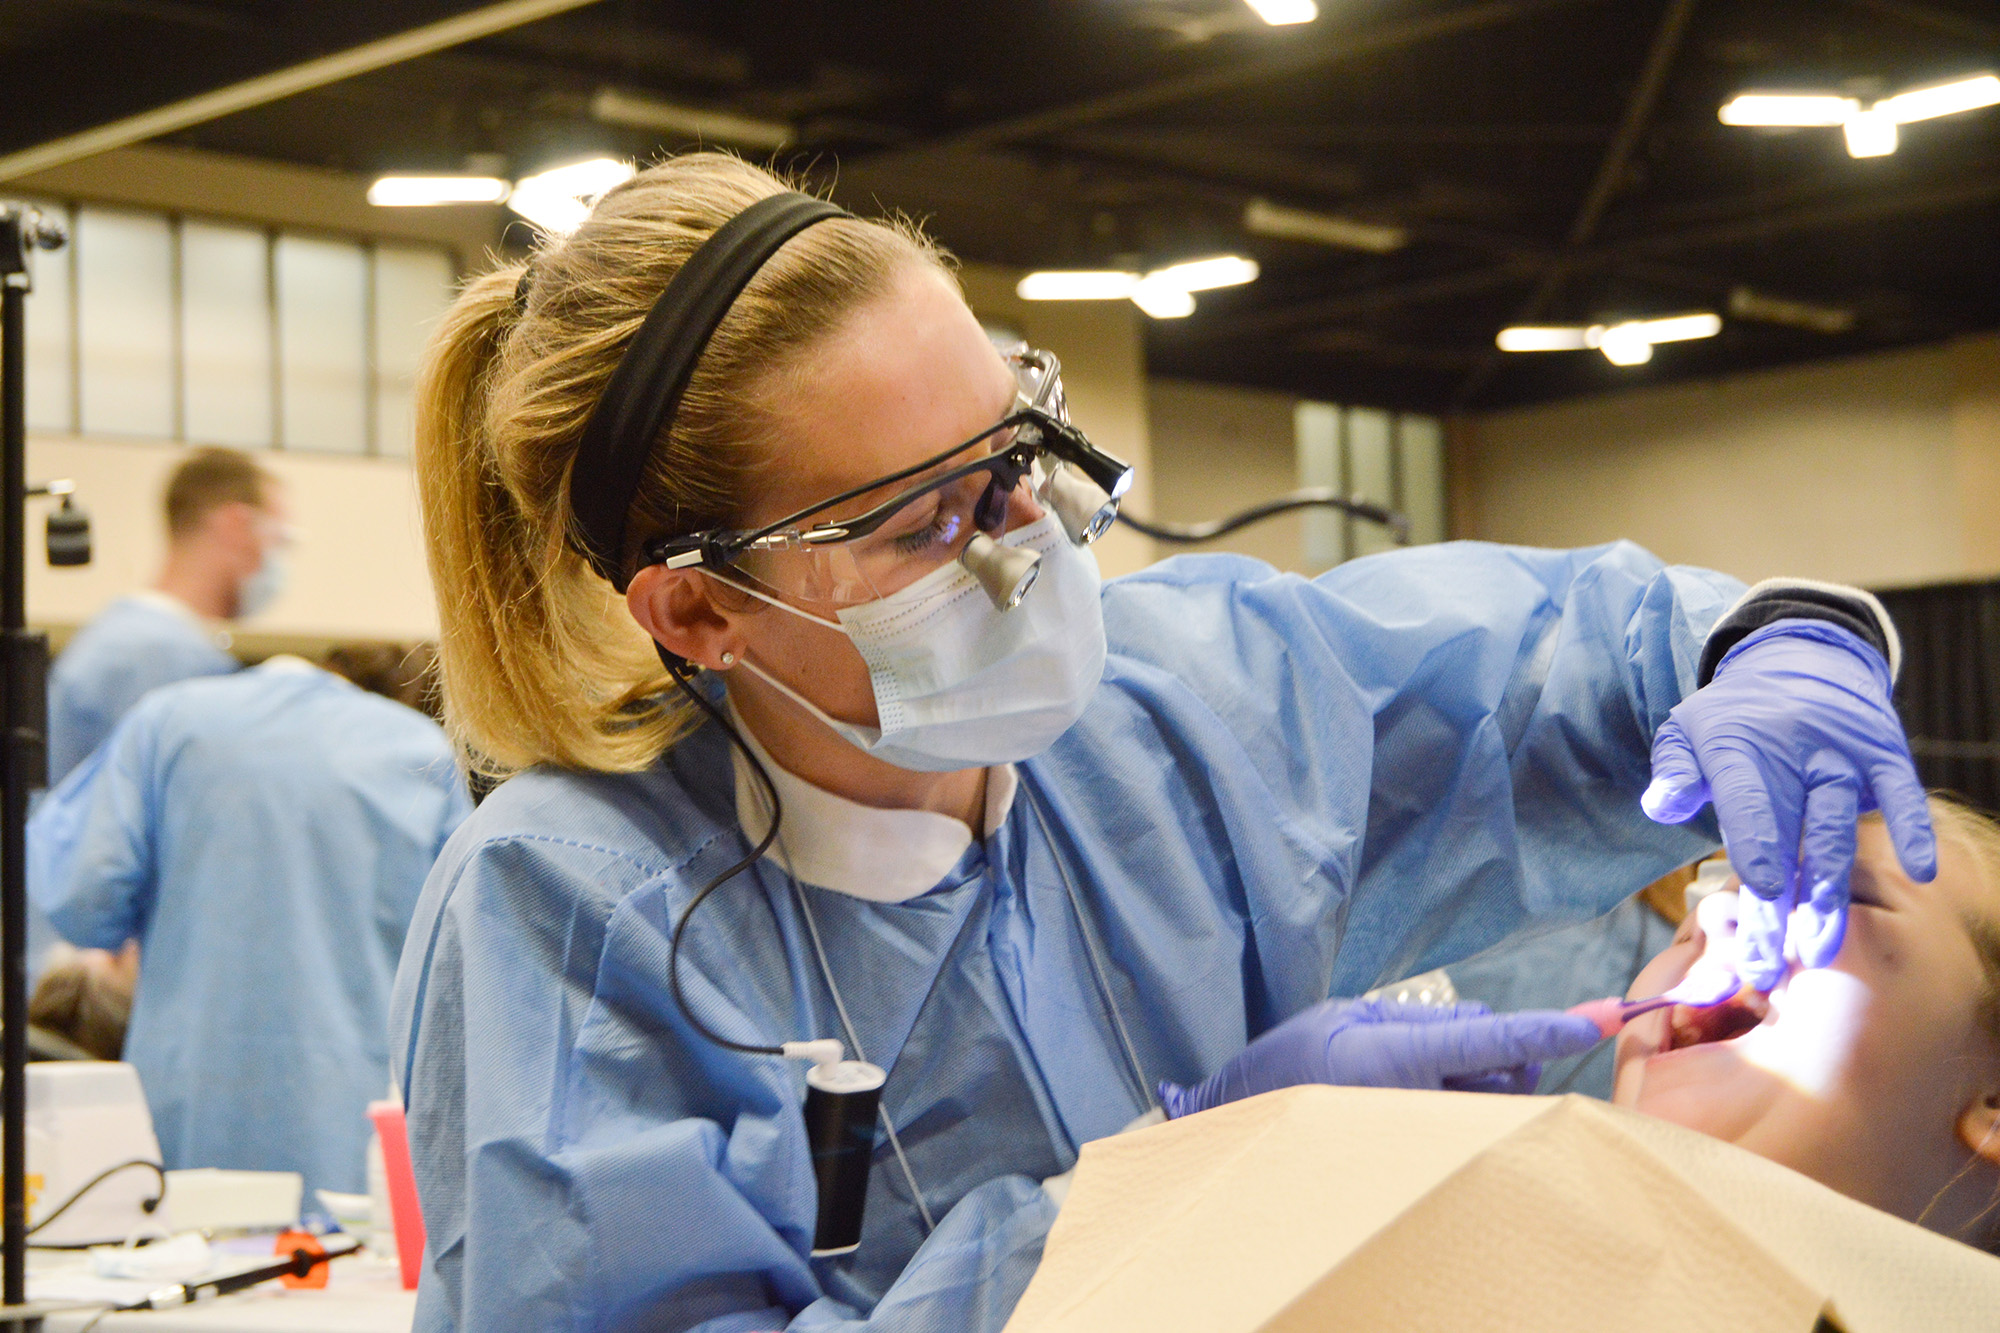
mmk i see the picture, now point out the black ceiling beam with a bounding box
[879,0,1600,160]
[1165,153,2000,346]
[1451,0,1701,407]
[1839,0,2000,47]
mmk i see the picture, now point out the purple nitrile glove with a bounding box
[1157,997,1603,1119]
[1642,620,1936,991]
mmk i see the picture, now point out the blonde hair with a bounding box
[415,154,950,776]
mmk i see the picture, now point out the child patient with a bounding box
[1613,797,2000,1248]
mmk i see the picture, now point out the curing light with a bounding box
[1720,73,2000,159]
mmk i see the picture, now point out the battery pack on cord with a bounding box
[785,1040,886,1256]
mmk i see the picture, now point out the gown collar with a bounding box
[726,702,1017,904]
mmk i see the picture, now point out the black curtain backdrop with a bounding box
[1873,579,2000,815]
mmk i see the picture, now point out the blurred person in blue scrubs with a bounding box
[31,647,470,1198]
[47,446,290,785]
[391,155,1935,1332]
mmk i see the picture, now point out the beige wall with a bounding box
[28,435,435,653]
[957,265,1156,578]
[1147,378,1308,574]
[1453,332,2000,589]
[13,157,1160,652]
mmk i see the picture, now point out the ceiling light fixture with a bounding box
[588,88,794,151]
[1242,0,1318,25]
[504,158,637,235]
[1725,287,1856,336]
[1130,276,1198,319]
[1717,95,1858,127]
[1015,271,1139,301]
[1495,312,1721,366]
[366,175,512,207]
[1719,72,1999,158]
[1016,254,1259,319]
[1243,198,1407,253]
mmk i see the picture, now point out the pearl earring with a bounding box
[719,651,736,668]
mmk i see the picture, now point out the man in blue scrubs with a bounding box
[47,446,289,783]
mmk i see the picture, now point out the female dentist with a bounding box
[391,154,1933,1332]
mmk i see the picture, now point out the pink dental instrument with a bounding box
[1568,890,1744,1038]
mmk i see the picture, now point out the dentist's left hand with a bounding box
[1158,997,1602,1118]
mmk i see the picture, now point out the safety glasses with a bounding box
[645,348,1132,610]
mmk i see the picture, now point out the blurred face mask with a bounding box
[236,519,292,618]
[727,512,1106,771]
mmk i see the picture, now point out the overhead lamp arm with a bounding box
[1117,489,1411,545]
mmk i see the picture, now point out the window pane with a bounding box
[1346,407,1397,558]
[1294,400,1345,570]
[1397,414,1446,546]
[77,207,174,438]
[276,234,366,453]
[371,245,454,458]
[22,200,73,434]
[181,221,272,448]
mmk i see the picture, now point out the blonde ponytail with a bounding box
[414,154,949,776]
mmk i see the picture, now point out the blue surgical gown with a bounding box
[47,594,239,785]
[32,661,472,1197]
[391,541,1735,1332]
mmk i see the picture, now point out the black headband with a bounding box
[567,191,850,587]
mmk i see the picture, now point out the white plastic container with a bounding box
[25,1061,169,1246]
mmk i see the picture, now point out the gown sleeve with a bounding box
[28,703,163,949]
[395,828,1060,1333]
[1099,539,1741,981]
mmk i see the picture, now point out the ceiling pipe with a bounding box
[0,0,606,183]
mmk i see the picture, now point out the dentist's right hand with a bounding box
[1157,996,1602,1119]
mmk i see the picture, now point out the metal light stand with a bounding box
[0,203,67,1333]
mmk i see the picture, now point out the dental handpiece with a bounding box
[1568,891,1744,1039]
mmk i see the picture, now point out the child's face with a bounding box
[1613,821,2000,1227]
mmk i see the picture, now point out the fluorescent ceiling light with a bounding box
[1726,287,1856,335]
[367,175,511,207]
[1243,198,1406,253]
[1718,94,1858,127]
[1243,0,1317,24]
[1878,73,2000,124]
[507,157,636,235]
[1495,326,1591,352]
[1130,276,1196,319]
[1015,254,1257,318]
[1150,254,1259,292]
[1497,312,1719,363]
[1633,312,1723,344]
[1016,271,1140,301]
[1842,108,1899,157]
[1594,323,1655,366]
[589,88,794,151]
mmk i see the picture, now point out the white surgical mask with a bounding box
[726,512,1106,771]
[237,549,287,619]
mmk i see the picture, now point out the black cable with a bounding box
[24,1158,164,1237]
[1116,489,1411,545]
[659,650,789,1057]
